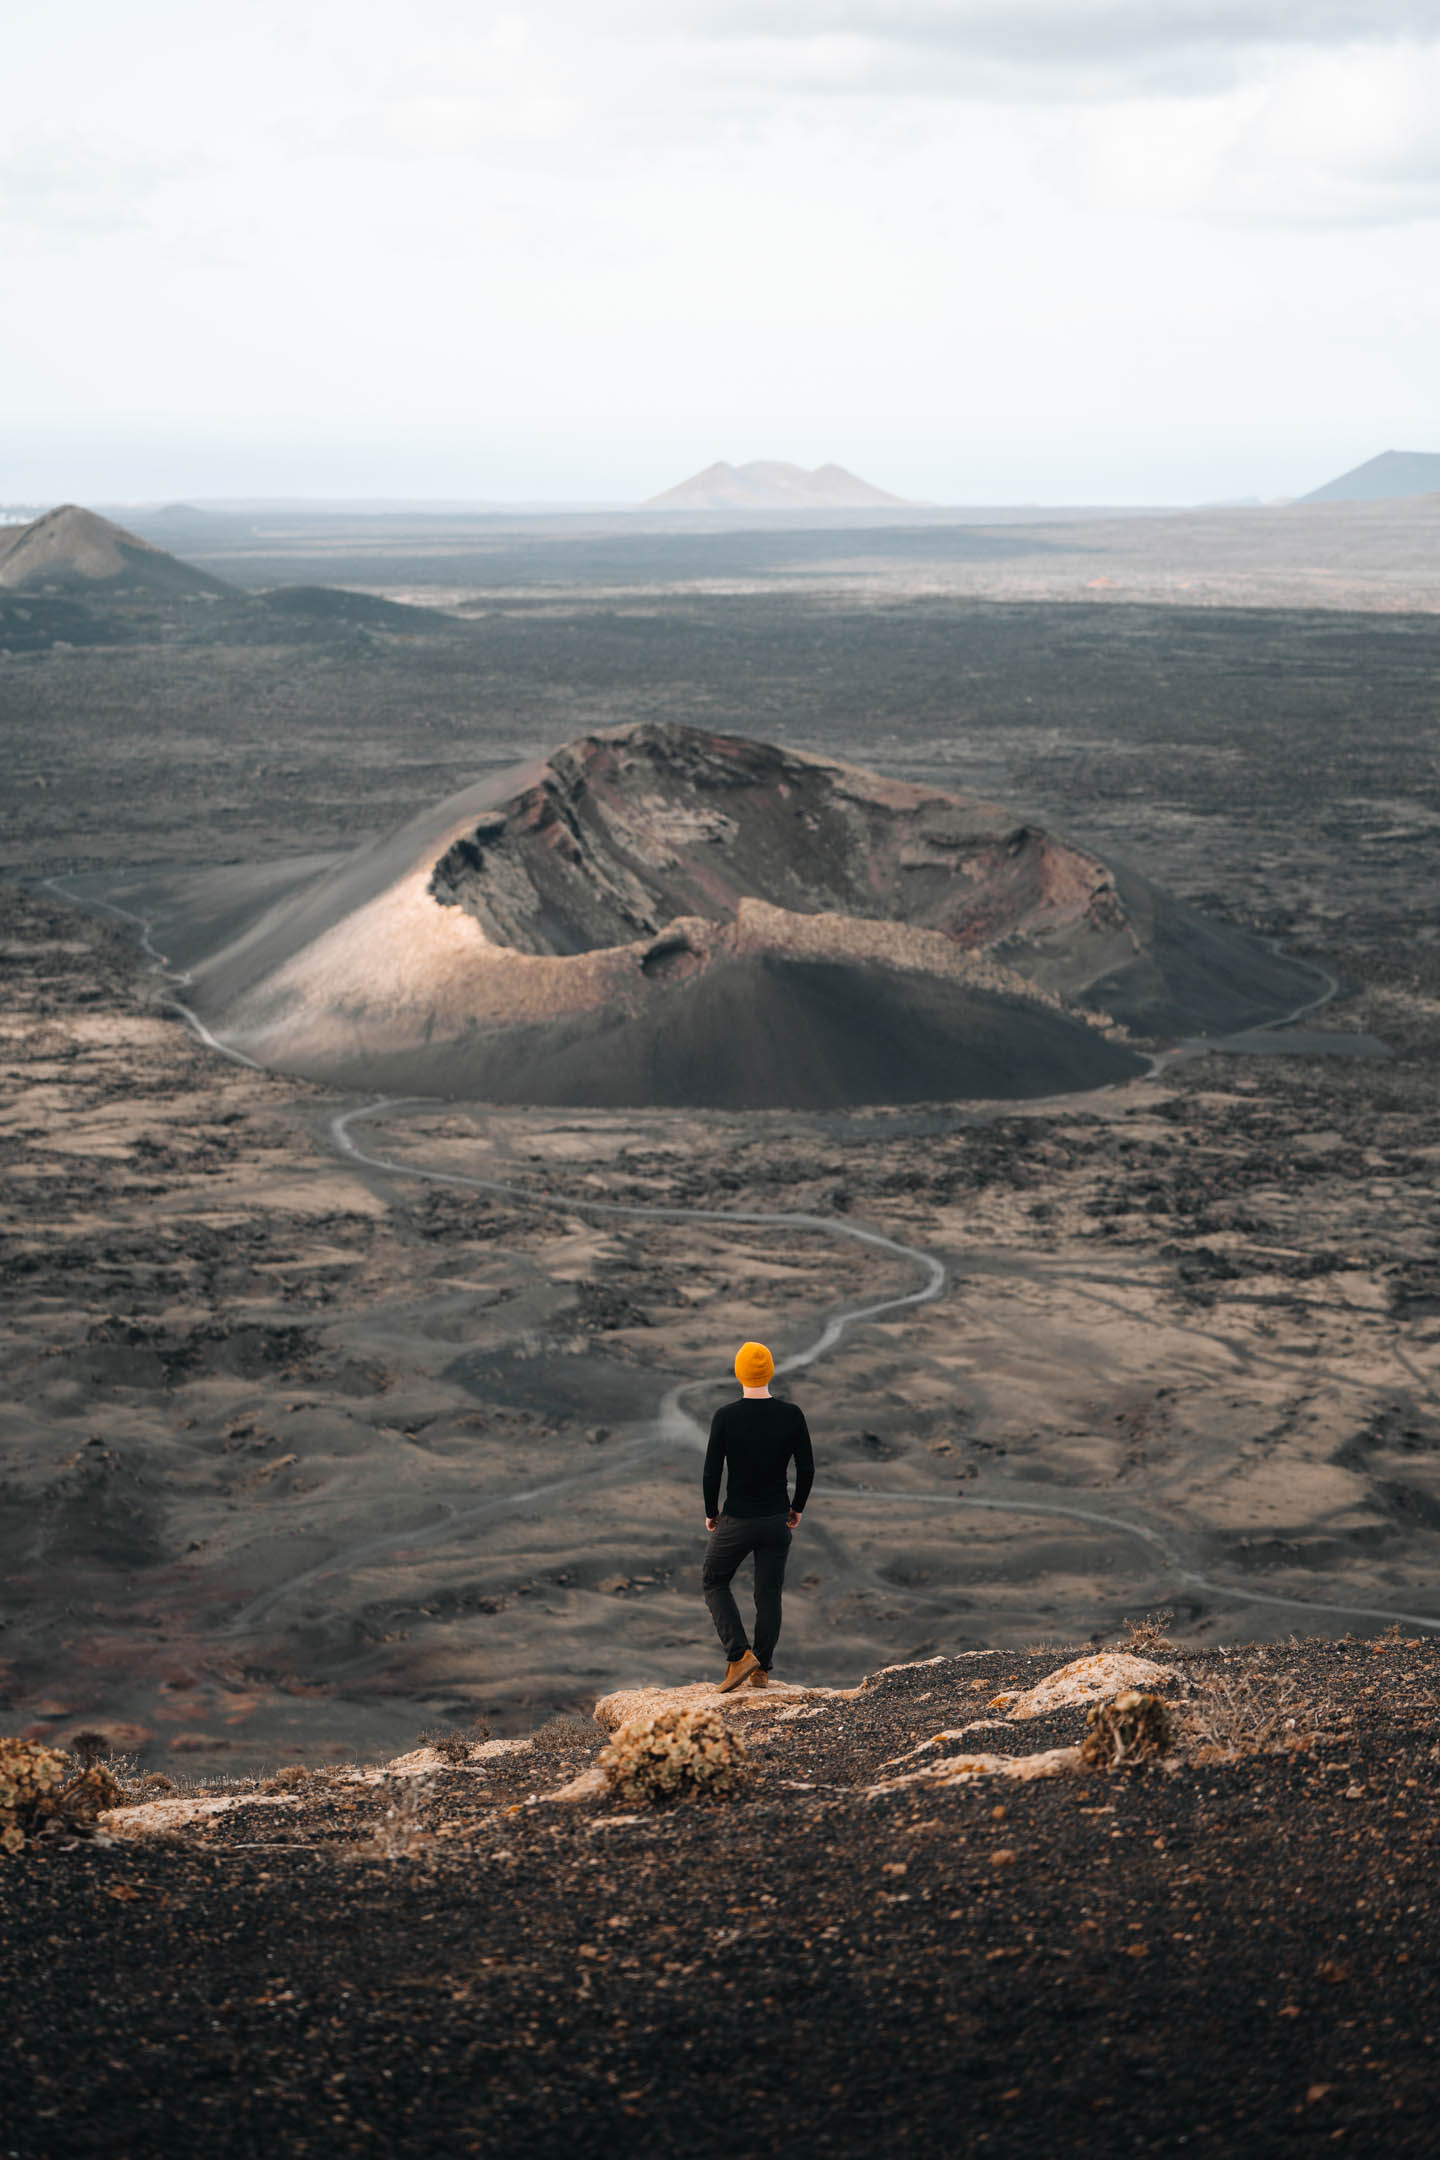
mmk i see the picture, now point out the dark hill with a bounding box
[0,505,233,600]
[255,584,451,632]
[0,511,449,649]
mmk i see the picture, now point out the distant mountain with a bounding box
[125,502,227,536]
[1296,451,1440,505]
[645,460,913,511]
[0,505,232,598]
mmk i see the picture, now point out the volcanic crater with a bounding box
[186,722,1318,1108]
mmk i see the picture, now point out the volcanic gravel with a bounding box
[5,1639,1440,2158]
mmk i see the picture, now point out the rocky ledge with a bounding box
[5,1632,1440,2156]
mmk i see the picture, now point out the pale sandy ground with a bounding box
[3,884,1438,1775]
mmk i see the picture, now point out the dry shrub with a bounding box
[263,1764,315,1792]
[1080,1691,1173,1772]
[425,1734,475,1766]
[1117,1610,1178,1656]
[417,1716,491,1764]
[370,1774,436,1859]
[1,1739,126,1855]
[1176,1667,1317,1763]
[599,1705,748,1806]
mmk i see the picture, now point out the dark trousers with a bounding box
[702,1512,792,1668]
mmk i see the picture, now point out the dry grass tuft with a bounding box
[598,1705,748,1807]
[1175,1665,1320,1762]
[369,1775,437,1859]
[1116,1610,1179,1656]
[1080,1691,1173,1771]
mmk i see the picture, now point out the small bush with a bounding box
[263,1764,315,1791]
[1,1739,126,1854]
[1080,1691,1173,1771]
[1117,1610,1178,1656]
[416,1730,473,1765]
[598,1705,748,1806]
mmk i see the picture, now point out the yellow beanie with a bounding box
[734,1341,775,1388]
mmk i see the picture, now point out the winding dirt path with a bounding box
[320,1096,1440,1637]
[42,877,265,1069]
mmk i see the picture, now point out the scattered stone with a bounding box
[1005,1653,1177,1721]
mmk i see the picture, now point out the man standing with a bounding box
[702,1340,814,1691]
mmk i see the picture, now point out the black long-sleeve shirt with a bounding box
[703,1396,814,1521]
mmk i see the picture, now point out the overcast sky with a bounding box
[4,0,1438,502]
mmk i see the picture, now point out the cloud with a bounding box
[0,141,180,241]
[689,2,1440,98]
[2,0,1438,479]
[1060,41,1440,226]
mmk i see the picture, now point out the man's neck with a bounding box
[741,1385,771,1399]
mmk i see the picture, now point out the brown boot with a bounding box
[719,1649,761,1692]
[747,1666,770,1688]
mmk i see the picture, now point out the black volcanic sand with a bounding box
[3,597,1437,974]
[6,1639,1440,2157]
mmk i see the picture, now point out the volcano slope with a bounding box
[181,723,1312,1107]
[0,505,232,604]
[0,504,452,656]
[8,1639,1440,2160]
